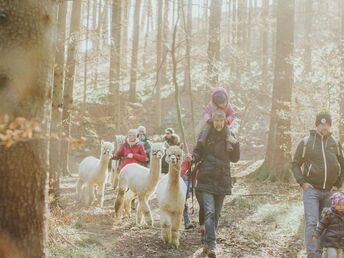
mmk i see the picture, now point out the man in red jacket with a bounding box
[113,129,148,172]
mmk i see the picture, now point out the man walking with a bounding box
[292,111,344,258]
[193,109,240,258]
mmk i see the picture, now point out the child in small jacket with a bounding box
[313,192,344,258]
[198,87,235,151]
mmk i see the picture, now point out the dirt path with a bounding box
[48,160,306,258]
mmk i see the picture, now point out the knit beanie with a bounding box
[213,91,227,106]
[165,128,174,134]
[128,129,138,136]
[331,192,344,207]
[315,111,332,126]
[137,125,146,134]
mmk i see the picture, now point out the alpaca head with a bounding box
[151,142,165,160]
[165,145,183,167]
[100,140,115,159]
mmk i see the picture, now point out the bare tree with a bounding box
[109,0,122,128]
[262,0,295,181]
[83,0,91,111]
[61,0,82,176]
[340,0,344,142]
[50,0,68,202]
[0,1,55,256]
[172,2,188,152]
[207,0,222,87]
[155,0,163,129]
[129,0,142,102]
[304,0,313,77]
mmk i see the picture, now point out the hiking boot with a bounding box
[200,224,206,243]
[202,244,209,255]
[184,223,194,230]
[207,249,216,258]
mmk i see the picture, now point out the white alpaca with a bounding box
[156,145,186,248]
[76,141,114,207]
[114,142,165,225]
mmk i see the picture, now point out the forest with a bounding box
[0,0,344,257]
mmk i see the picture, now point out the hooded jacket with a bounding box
[192,126,240,195]
[292,130,344,190]
[113,139,147,172]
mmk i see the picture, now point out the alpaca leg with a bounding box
[114,188,125,218]
[112,172,119,190]
[171,212,183,248]
[123,196,131,218]
[87,183,95,206]
[160,211,171,244]
[97,183,105,208]
[76,179,83,202]
[136,203,143,224]
[138,196,153,226]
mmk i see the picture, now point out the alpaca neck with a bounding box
[168,164,180,189]
[97,154,109,175]
[147,156,161,189]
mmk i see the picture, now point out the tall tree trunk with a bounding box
[264,0,295,181]
[109,0,122,128]
[83,0,91,111]
[0,1,55,256]
[183,0,195,135]
[172,4,188,152]
[129,0,141,102]
[304,0,313,78]
[207,0,222,87]
[142,0,151,74]
[93,0,106,89]
[203,0,209,33]
[61,0,82,176]
[261,0,269,81]
[155,0,163,129]
[50,0,67,202]
[339,0,344,142]
[121,0,131,77]
[161,0,169,84]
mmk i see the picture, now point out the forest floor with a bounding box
[48,159,309,258]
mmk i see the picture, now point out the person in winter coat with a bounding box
[198,87,235,152]
[112,129,148,172]
[161,128,181,174]
[313,191,344,258]
[292,111,344,258]
[192,109,240,258]
[137,125,151,167]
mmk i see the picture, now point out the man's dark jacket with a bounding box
[292,130,344,190]
[193,126,240,195]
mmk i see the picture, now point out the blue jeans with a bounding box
[182,175,191,226]
[303,188,331,258]
[196,190,225,250]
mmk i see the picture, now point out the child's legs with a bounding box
[327,248,337,258]
[198,124,211,142]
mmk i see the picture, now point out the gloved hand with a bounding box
[127,153,133,159]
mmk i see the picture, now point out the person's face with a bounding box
[165,131,172,139]
[138,130,145,136]
[213,117,225,131]
[217,103,225,109]
[317,123,331,136]
[335,202,344,213]
[128,134,136,142]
